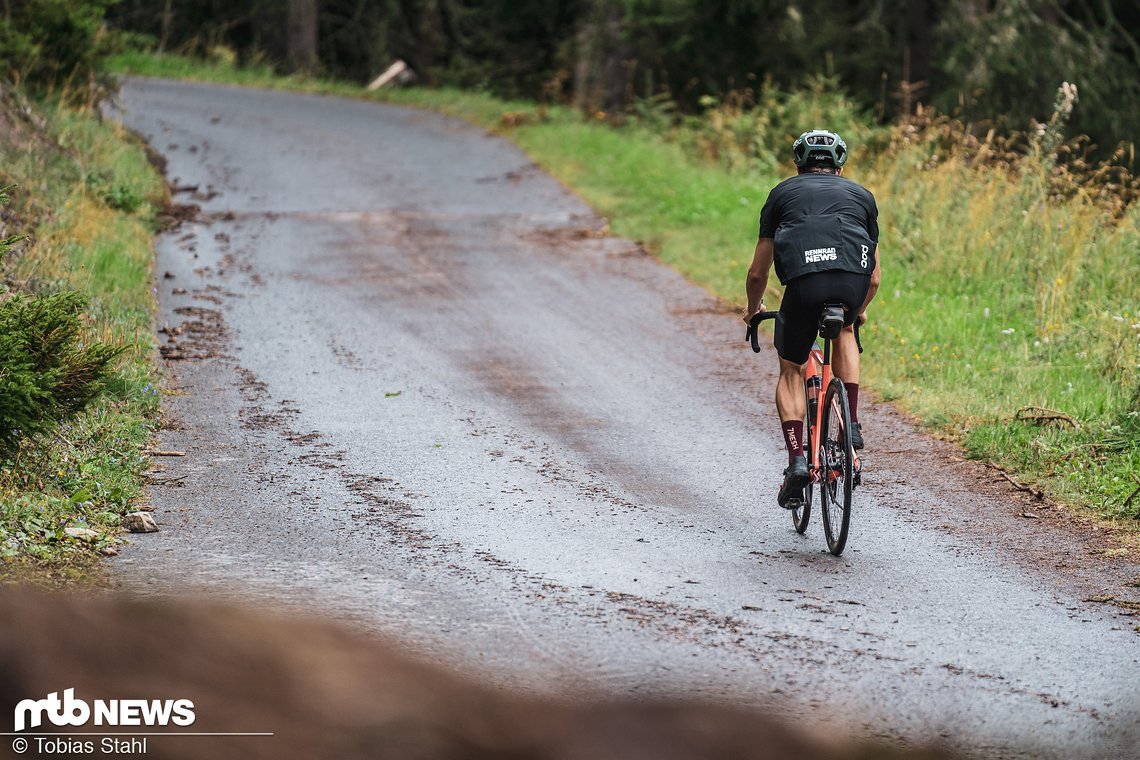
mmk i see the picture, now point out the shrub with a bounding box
[636,76,885,175]
[0,291,123,456]
[0,189,122,457]
[0,0,123,101]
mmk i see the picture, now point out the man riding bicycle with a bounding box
[743,129,881,508]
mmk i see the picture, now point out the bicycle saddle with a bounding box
[818,304,846,340]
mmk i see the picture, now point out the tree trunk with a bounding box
[601,1,628,113]
[157,0,173,55]
[573,1,631,115]
[959,0,989,23]
[905,0,931,103]
[574,24,592,111]
[287,0,319,74]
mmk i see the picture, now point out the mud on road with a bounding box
[110,79,1140,759]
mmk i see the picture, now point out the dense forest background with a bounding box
[2,1,1138,151]
[99,0,1140,151]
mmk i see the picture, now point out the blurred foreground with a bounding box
[0,589,952,760]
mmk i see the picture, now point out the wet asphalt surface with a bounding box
[110,79,1140,758]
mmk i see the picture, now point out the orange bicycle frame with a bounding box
[806,346,826,475]
[806,338,859,480]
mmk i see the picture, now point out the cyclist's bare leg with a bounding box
[775,357,810,503]
[832,324,860,385]
[776,358,807,422]
[832,323,864,453]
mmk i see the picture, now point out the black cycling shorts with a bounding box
[773,271,871,365]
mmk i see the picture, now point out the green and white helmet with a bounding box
[792,129,848,168]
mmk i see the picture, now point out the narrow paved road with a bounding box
[112,79,1139,759]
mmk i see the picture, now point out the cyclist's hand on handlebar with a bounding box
[856,311,868,327]
[742,303,764,325]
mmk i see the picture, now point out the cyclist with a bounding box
[743,129,881,508]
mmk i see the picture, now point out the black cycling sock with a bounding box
[847,383,859,423]
[782,420,804,464]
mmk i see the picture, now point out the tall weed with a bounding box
[858,90,1139,514]
[634,76,885,175]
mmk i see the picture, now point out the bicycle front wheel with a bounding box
[820,378,853,556]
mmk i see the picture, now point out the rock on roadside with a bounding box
[122,512,159,533]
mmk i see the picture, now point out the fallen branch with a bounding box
[52,428,76,448]
[1084,595,1140,612]
[1056,441,1103,461]
[1123,474,1140,511]
[986,462,1045,500]
[144,449,185,457]
[145,474,187,486]
[1015,406,1081,429]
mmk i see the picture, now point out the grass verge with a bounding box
[108,52,1140,526]
[0,92,166,585]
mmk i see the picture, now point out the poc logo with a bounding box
[860,244,870,268]
[14,688,196,731]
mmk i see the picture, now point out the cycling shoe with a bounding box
[778,455,810,509]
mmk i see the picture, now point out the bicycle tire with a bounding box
[820,378,853,555]
[791,408,812,534]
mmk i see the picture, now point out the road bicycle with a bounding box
[747,305,861,556]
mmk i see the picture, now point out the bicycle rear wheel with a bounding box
[820,378,853,555]
[791,409,812,534]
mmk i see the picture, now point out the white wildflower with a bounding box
[1056,82,1078,119]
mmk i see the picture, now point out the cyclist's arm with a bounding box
[745,237,774,319]
[858,245,881,321]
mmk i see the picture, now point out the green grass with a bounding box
[110,49,364,97]
[109,52,1140,524]
[0,98,166,581]
[514,122,775,298]
[859,144,1140,513]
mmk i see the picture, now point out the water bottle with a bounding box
[805,373,821,426]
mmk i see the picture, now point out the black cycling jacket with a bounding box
[758,172,879,284]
